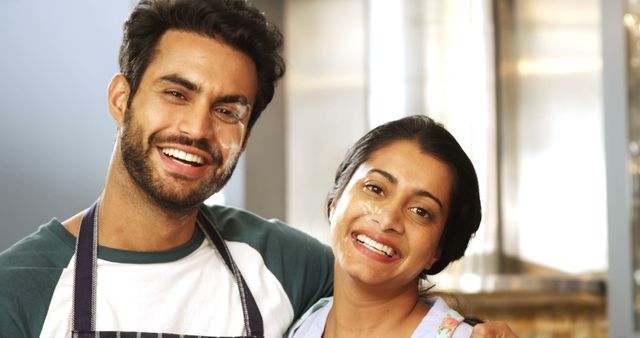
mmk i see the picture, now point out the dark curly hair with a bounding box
[119,0,285,130]
[326,115,482,276]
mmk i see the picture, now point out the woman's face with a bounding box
[330,140,452,290]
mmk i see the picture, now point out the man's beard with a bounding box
[119,108,239,212]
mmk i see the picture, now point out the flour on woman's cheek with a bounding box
[359,200,382,217]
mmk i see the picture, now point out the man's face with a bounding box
[118,30,257,211]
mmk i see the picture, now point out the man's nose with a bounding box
[178,101,212,139]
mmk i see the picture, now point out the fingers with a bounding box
[470,322,519,338]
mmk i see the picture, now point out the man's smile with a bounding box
[156,146,212,178]
[161,147,205,167]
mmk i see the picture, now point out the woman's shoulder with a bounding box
[286,297,334,338]
[412,296,473,338]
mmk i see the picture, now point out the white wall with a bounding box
[284,0,368,242]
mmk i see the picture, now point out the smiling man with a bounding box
[0,1,333,337]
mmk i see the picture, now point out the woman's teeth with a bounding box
[356,234,395,257]
[162,148,204,166]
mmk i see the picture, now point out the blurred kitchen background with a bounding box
[1,0,639,336]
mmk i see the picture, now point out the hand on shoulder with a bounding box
[471,321,518,338]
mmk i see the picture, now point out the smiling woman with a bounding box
[329,140,451,288]
[288,115,484,338]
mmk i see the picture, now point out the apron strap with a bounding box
[71,201,264,337]
[72,200,100,333]
[198,211,264,337]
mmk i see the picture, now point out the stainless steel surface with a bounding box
[495,0,605,275]
[431,273,605,294]
[603,0,639,335]
[625,0,640,331]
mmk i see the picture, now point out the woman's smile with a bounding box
[354,233,396,258]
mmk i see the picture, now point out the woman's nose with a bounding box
[372,201,405,234]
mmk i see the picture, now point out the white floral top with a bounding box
[287,296,473,338]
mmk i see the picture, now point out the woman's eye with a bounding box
[410,207,432,220]
[364,183,384,196]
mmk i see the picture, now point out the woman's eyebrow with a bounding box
[367,168,444,210]
[415,190,444,211]
[367,168,397,184]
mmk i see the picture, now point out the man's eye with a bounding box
[213,105,242,124]
[212,102,250,124]
[364,183,384,196]
[166,90,186,100]
[215,107,237,116]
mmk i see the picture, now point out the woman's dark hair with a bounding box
[326,115,482,276]
[119,0,285,131]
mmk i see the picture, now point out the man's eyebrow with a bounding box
[367,168,444,210]
[157,76,251,107]
[159,74,200,92]
[217,95,251,107]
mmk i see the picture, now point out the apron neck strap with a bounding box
[197,210,264,337]
[71,201,264,337]
[72,200,99,333]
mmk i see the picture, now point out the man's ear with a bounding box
[107,74,131,127]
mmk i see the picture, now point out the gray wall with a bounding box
[244,0,286,222]
[0,1,130,251]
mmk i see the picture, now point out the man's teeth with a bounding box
[162,148,204,165]
[356,234,395,257]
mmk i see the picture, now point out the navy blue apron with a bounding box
[71,201,264,338]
